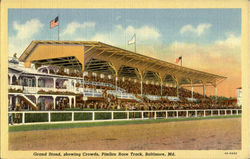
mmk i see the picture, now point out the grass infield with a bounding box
[9,115,241,132]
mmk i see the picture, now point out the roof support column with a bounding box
[212,82,217,102]
[108,62,121,92]
[137,69,145,96]
[35,76,39,88]
[53,96,56,110]
[172,76,179,97]
[176,84,179,98]
[215,86,217,101]
[53,78,56,90]
[156,72,165,97]
[190,80,193,99]
[161,82,163,96]
[9,74,13,85]
[140,80,143,96]
[203,82,206,98]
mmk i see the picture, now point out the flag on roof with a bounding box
[176,56,182,64]
[128,34,136,45]
[50,16,59,29]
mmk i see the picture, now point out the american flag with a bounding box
[176,56,182,64]
[50,16,59,28]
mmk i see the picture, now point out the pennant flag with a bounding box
[128,34,136,45]
[50,16,59,29]
[176,56,182,64]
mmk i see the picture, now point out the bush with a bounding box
[95,112,111,120]
[51,113,72,121]
[74,113,92,120]
[113,112,127,119]
[25,113,48,123]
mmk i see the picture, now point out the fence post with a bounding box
[111,111,114,120]
[225,110,227,116]
[211,110,213,116]
[92,112,95,120]
[186,110,188,118]
[176,111,178,118]
[141,112,144,120]
[231,110,232,115]
[204,110,206,117]
[195,110,197,117]
[127,112,129,120]
[48,112,51,122]
[22,112,25,124]
[154,111,156,119]
[218,110,220,116]
[236,109,238,115]
[72,112,74,122]
[166,111,168,119]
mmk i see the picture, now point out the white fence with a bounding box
[8,109,241,125]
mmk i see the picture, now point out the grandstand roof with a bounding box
[19,40,226,86]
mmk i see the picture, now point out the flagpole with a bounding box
[58,15,60,41]
[134,34,136,53]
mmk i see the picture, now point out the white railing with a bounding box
[107,90,140,101]
[23,87,38,94]
[145,95,160,101]
[167,96,180,101]
[84,81,126,92]
[9,85,23,90]
[8,109,241,125]
[186,98,197,102]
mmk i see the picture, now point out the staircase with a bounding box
[20,94,37,110]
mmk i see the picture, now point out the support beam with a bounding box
[108,62,121,92]
[215,86,218,101]
[191,80,193,99]
[172,76,179,97]
[53,97,56,110]
[161,82,163,96]
[35,77,39,87]
[74,96,76,108]
[9,74,13,85]
[69,97,72,108]
[203,83,206,98]
[53,78,56,89]
[137,69,145,96]
[140,80,143,96]
[176,85,179,97]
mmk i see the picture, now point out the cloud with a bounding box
[69,24,161,48]
[118,25,161,41]
[165,33,241,76]
[164,33,241,97]
[180,23,211,36]
[13,19,44,39]
[215,33,241,48]
[116,16,122,21]
[91,33,113,44]
[9,19,44,57]
[61,21,95,36]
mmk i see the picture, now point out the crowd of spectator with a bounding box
[54,70,239,111]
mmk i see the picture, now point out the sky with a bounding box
[8,9,241,97]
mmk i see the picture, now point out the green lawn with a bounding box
[9,115,241,132]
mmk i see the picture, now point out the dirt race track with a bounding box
[9,118,241,150]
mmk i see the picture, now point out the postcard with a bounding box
[1,0,249,158]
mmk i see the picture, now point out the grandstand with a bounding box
[8,40,239,113]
